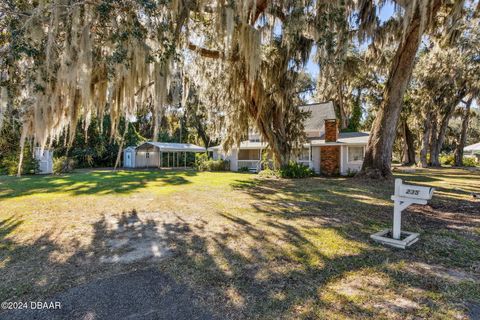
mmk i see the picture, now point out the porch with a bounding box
[238,149,262,172]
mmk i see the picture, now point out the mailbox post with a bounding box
[371,179,434,249]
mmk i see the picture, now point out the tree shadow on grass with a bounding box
[159,214,439,318]
[1,203,388,318]
[0,169,197,199]
[1,172,478,319]
[0,211,220,320]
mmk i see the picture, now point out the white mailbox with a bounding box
[371,179,435,249]
[398,184,434,201]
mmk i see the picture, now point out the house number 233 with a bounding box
[406,189,419,195]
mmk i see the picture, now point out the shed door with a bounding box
[125,153,132,167]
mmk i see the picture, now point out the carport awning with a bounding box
[464,142,480,154]
[137,142,206,152]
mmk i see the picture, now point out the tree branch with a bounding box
[187,42,223,59]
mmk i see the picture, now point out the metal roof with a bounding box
[464,142,480,153]
[136,142,206,152]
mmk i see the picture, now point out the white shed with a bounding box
[125,142,206,168]
[34,147,53,174]
[123,146,136,168]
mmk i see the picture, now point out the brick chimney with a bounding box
[321,119,340,175]
[324,119,338,142]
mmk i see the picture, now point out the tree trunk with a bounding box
[113,121,129,170]
[17,127,27,177]
[337,84,348,130]
[430,90,467,166]
[454,97,473,166]
[430,109,454,166]
[359,2,435,178]
[428,112,438,166]
[420,111,432,168]
[402,120,416,165]
[195,123,211,149]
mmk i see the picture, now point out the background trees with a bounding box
[0,0,479,176]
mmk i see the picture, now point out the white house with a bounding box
[123,142,206,168]
[209,101,370,175]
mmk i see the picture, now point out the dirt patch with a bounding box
[99,211,172,264]
[402,262,479,284]
[329,272,422,314]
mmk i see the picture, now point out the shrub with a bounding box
[278,161,314,179]
[462,156,478,167]
[258,168,280,178]
[439,153,478,167]
[198,159,230,171]
[53,156,75,174]
[0,151,39,175]
[439,153,455,166]
[238,166,251,173]
[195,153,209,168]
[195,153,229,171]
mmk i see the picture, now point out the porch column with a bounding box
[309,145,312,169]
[259,148,262,171]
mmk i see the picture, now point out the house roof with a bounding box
[310,132,370,146]
[208,141,268,151]
[299,101,336,132]
[464,142,480,153]
[208,132,370,151]
[137,142,206,152]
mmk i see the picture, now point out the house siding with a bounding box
[136,150,160,168]
[341,145,363,175]
[225,149,238,171]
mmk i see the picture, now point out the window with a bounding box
[298,148,310,161]
[146,152,150,159]
[348,146,364,162]
[238,149,260,160]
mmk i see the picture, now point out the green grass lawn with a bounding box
[0,168,479,319]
